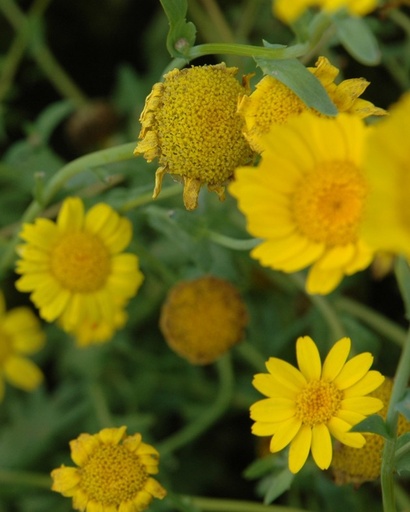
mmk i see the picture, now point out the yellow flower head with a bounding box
[0,292,44,401]
[230,112,373,295]
[69,304,127,347]
[238,56,385,152]
[363,91,410,261]
[251,336,384,474]
[51,426,166,512]
[331,377,410,484]
[273,0,378,24]
[160,276,248,365]
[134,63,254,210]
[15,197,144,332]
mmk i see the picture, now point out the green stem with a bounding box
[335,297,406,348]
[88,381,115,428]
[381,327,410,512]
[0,0,87,106]
[0,469,51,489]
[206,231,260,251]
[171,493,309,512]
[119,183,181,212]
[236,340,266,371]
[290,273,346,341]
[157,355,234,456]
[0,142,136,276]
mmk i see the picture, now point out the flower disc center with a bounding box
[292,161,367,246]
[50,232,111,292]
[296,379,343,426]
[80,444,148,506]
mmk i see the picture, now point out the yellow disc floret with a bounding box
[135,63,254,210]
[160,275,248,364]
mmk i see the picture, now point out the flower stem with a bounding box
[206,231,260,251]
[157,354,234,456]
[0,142,136,276]
[0,469,51,489]
[170,493,310,512]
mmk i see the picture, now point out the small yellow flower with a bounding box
[51,426,166,512]
[251,336,384,474]
[238,56,385,152]
[0,292,44,400]
[273,0,378,24]
[230,112,373,295]
[15,197,144,332]
[362,91,410,261]
[160,276,248,364]
[134,63,254,210]
[331,377,410,484]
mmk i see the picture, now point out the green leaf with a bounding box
[243,454,278,479]
[255,57,338,116]
[159,0,196,58]
[395,257,410,321]
[395,432,410,475]
[350,414,391,439]
[395,388,410,421]
[334,16,381,66]
[263,468,294,504]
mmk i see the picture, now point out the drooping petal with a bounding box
[288,424,312,474]
[296,336,321,381]
[322,337,351,381]
[311,423,332,470]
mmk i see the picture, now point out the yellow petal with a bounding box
[51,466,81,494]
[296,336,321,381]
[328,416,366,448]
[252,421,281,436]
[341,396,384,415]
[250,397,296,422]
[288,424,312,474]
[252,373,277,397]
[336,409,366,426]
[311,423,332,469]
[343,371,385,398]
[306,264,343,295]
[321,337,351,381]
[98,426,127,444]
[265,358,306,393]
[269,417,302,452]
[4,356,43,391]
[57,197,84,232]
[333,352,374,389]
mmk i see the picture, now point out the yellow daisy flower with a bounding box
[273,0,378,24]
[362,91,410,260]
[250,336,384,474]
[51,426,166,512]
[160,276,248,365]
[134,63,254,210]
[331,377,410,484]
[0,291,44,400]
[15,197,144,331]
[238,56,385,153]
[229,112,373,295]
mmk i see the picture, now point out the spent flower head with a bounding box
[238,56,385,153]
[250,336,384,473]
[331,377,410,484]
[15,197,144,332]
[134,63,254,210]
[51,426,166,512]
[0,292,44,401]
[160,275,248,364]
[230,112,373,295]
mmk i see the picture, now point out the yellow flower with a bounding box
[273,0,378,24]
[250,336,384,473]
[238,56,385,153]
[134,63,254,210]
[229,112,373,295]
[15,197,144,332]
[331,377,410,484]
[160,276,248,365]
[362,91,410,260]
[69,305,127,347]
[51,426,166,512]
[0,291,44,400]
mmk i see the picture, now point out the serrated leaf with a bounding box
[350,414,390,439]
[159,0,196,58]
[395,388,410,421]
[334,16,380,66]
[255,57,337,116]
